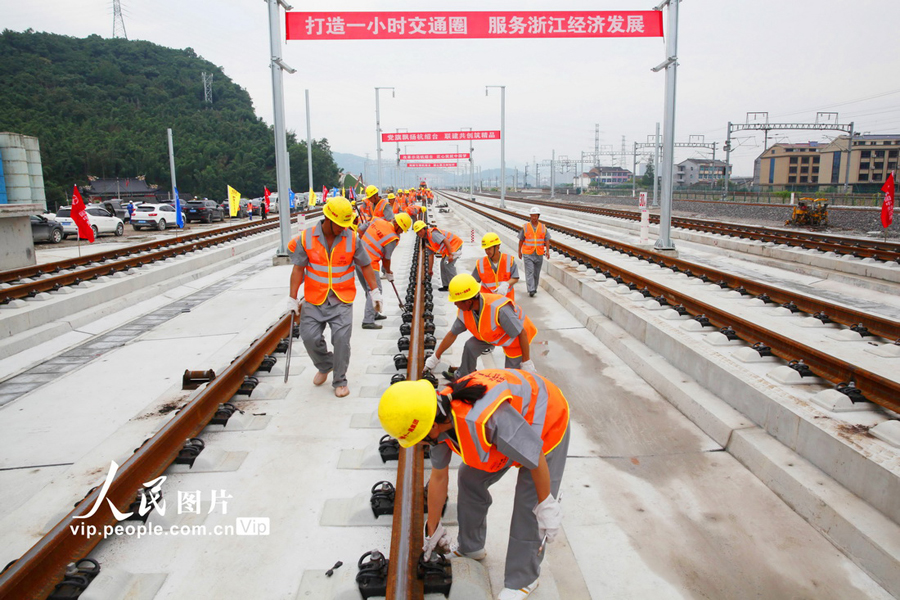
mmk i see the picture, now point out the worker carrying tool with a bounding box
[286,197,382,398]
[413,221,464,291]
[473,232,520,300]
[363,185,395,222]
[425,273,536,381]
[517,207,551,297]
[378,369,569,600]
[355,212,413,329]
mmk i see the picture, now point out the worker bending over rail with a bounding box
[379,369,569,600]
[518,207,551,297]
[362,185,394,222]
[355,213,413,329]
[414,221,464,291]
[286,197,382,398]
[473,232,519,300]
[425,273,536,381]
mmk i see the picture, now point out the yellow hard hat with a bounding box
[387,193,396,200]
[323,197,354,227]
[481,232,501,249]
[395,212,412,232]
[378,380,437,448]
[421,206,427,212]
[365,185,379,199]
[350,200,357,206]
[412,220,428,233]
[448,273,480,302]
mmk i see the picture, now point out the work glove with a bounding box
[284,296,301,315]
[533,494,562,544]
[424,354,440,372]
[521,359,537,374]
[370,288,383,314]
[383,271,394,282]
[496,281,510,296]
[423,522,450,561]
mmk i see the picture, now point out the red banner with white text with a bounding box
[384,131,499,143]
[406,163,458,168]
[400,153,470,160]
[286,11,663,41]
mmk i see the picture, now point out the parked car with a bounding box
[131,204,186,231]
[94,199,129,222]
[219,199,249,218]
[54,206,125,239]
[30,214,64,244]
[185,199,225,223]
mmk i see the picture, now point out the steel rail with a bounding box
[484,194,900,262]
[1,212,324,305]
[453,195,900,341]
[0,314,294,600]
[447,194,900,413]
[386,236,426,599]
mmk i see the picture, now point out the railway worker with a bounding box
[473,232,519,300]
[414,221,463,291]
[363,185,395,222]
[425,273,536,381]
[518,207,551,297]
[405,202,426,222]
[286,197,382,398]
[356,212,413,329]
[378,369,569,600]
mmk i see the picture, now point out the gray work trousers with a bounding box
[439,251,461,287]
[356,267,382,324]
[299,300,353,388]
[457,337,522,379]
[523,254,543,294]
[456,428,570,589]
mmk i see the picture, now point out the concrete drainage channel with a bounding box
[446,193,900,598]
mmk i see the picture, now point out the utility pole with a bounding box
[375,87,395,190]
[267,0,295,256]
[594,124,600,168]
[651,0,680,251]
[486,85,506,208]
[305,90,314,194]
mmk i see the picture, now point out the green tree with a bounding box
[641,162,655,187]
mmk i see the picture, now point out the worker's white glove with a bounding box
[383,271,394,282]
[423,522,450,561]
[521,359,537,374]
[285,296,301,315]
[424,354,440,372]
[533,495,562,544]
[496,281,510,296]
[370,288,383,314]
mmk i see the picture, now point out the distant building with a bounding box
[755,134,900,191]
[80,177,168,203]
[588,166,632,185]
[675,159,730,186]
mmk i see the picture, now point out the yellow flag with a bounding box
[227,185,241,217]
[308,188,317,208]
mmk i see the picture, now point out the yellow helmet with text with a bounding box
[323,197,354,227]
[378,380,437,448]
[412,220,428,233]
[394,212,412,232]
[481,232,501,249]
[365,185,379,199]
[448,273,480,302]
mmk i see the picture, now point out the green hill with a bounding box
[0,29,339,205]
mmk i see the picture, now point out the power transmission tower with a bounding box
[594,124,600,168]
[112,0,128,40]
[202,72,214,104]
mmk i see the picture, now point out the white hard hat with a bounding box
[530,206,541,215]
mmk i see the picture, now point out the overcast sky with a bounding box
[4,0,899,181]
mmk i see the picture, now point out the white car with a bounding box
[131,204,185,231]
[55,205,125,239]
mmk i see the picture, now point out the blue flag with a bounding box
[174,187,184,228]
[289,189,295,209]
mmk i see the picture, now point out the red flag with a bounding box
[882,172,895,229]
[348,187,356,201]
[71,185,95,243]
[322,185,329,202]
[264,187,271,210]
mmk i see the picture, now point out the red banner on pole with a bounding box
[287,11,664,41]
[401,153,470,160]
[71,185,95,243]
[407,163,458,168]
[882,172,895,228]
[384,131,499,143]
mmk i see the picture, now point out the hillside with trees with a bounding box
[0,29,339,205]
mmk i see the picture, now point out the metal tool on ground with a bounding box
[284,311,295,383]
[388,278,404,310]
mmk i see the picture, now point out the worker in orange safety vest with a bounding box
[473,232,519,300]
[518,207,551,297]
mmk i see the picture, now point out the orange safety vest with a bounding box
[460,293,537,359]
[438,369,569,472]
[371,197,389,219]
[476,254,516,301]
[424,227,463,257]
[522,222,547,255]
[360,218,399,272]
[287,224,358,305]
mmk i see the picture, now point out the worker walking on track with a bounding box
[362,185,394,222]
[378,369,569,600]
[518,207,551,297]
[356,212,413,329]
[286,197,383,398]
[425,273,536,381]
[473,232,519,300]
[414,221,463,291]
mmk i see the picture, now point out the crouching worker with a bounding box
[424,273,536,382]
[378,369,570,600]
